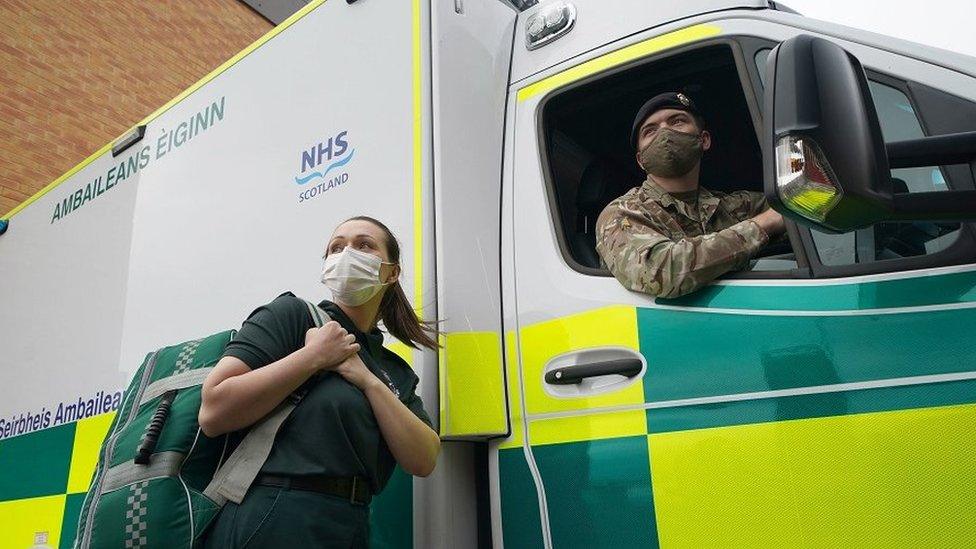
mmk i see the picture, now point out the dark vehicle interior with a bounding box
[540,44,779,272]
[539,39,974,278]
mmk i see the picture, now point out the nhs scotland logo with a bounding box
[295,130,354,204]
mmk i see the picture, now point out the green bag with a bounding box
[74,301,329,549]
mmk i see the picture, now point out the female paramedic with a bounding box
[198,216,440,548]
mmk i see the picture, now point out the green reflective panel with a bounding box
[662,270,976,311]
[533,437,658,549]
[60,493,87,549]
[638,307,976,403]
[0,423,75,501]
[498,448,545,549]
[370,466,412,549]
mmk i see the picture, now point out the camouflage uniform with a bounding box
[595,178,771,298]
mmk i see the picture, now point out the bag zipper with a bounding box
[79,351,159,549]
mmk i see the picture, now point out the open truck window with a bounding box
[538,42,802,278]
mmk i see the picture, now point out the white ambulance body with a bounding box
[2,1,976,547]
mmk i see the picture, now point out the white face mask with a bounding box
[320,247,393,306]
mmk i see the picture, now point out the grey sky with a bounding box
[782,0,976,57]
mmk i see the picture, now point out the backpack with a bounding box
[74,300,329,549]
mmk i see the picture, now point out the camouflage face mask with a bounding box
[638,127,703,178]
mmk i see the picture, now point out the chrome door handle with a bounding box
[544,358,643,385]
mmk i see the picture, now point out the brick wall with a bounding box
[0,0,272,216]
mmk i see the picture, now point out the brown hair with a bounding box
[341,215,440,350]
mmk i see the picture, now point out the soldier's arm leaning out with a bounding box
[595,205,783,299]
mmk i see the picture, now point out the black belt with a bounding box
[255,474,372,505]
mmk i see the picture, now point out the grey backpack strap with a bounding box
[203,299,330,505]
[303,299,327,328]
[202,398,297,505]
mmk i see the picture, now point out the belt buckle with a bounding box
[349,477,359,504]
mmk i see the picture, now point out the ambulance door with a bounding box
[502,3,773,547]
[504,5,976,549]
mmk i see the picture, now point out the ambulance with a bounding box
[2,0,975,547]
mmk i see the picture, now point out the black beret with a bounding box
[630,92,701,150]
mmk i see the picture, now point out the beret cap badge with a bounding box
[630,91,702,150]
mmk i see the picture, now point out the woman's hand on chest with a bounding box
[329,354,385,393]
[303,321,361,373]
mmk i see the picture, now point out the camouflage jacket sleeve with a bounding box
[727,190,789,243]
[595,202,769,299]
[723,190,770,219]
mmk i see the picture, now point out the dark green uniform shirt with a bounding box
[222,293,432,494]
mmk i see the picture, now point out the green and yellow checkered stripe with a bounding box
[0,412,115,549]
[0,407,415,549]
[519,402,976,548]
[498,296,976,548]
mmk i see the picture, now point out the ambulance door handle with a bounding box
[544,358,642,385]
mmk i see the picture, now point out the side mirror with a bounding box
[764,34,976,233]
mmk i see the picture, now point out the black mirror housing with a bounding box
[764,35,893,233]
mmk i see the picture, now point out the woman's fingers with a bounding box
[323,319,341,331]
[305,323,361,370]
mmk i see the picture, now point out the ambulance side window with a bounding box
[755,49,976,272]
[810,81,961,265]
[540,43,782,277]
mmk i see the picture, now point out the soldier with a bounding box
[595,92,786,298]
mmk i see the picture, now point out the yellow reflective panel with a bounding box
[0,494,67,548]
[385,340,414,367]
[67,411,116,494]
[438,333,449,431]
[648,403,976,548]
[411,0,425,317]
[529,409,647,447]
[440,331,507,437]
[520,306,643,418]
[517,24,722,103]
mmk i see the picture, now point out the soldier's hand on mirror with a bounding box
[752,208,786,238]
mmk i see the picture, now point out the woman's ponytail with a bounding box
[378,280,439,350]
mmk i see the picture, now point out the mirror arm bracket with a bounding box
[892,190,976,222]
[886,131,976,169]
